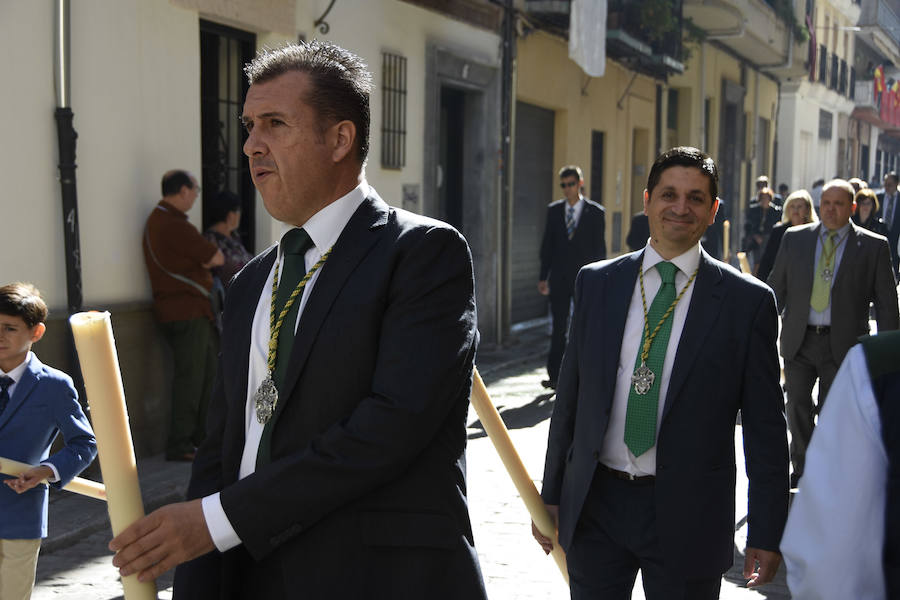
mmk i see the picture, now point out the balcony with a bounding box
[857,0,900,66]
[852,79,900,132]
[682,0,797,69]
[524,0,685,78]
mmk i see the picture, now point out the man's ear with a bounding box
[330,120,357,163]
[708,197,720,226]
[643,189,650,214]
[30,323,46,344]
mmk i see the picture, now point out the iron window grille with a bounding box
[381,52,407,169]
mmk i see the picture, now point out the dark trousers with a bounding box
[783,330,839,480]
[547,291,573,382]
[159,318,218,457]
[567,468,722,600]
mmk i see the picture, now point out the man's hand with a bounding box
[531,504,559,555]
[4,465,53,494]
[743,546,781,588]
[109,499,214,582]
[537,280,550,296]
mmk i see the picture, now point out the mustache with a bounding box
[250,159,276,171]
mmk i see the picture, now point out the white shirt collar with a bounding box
[0,351,33,382]
[641,242,702,278]
[277,180,370,258]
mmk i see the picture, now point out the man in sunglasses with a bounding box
[538,165,607,389]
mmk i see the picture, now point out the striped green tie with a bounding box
[624,261,678,457]
[810,230,837,312]
[257,228,312,468]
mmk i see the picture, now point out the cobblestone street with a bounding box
[32,349,791,599]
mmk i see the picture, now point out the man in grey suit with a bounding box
[768,178,899,487]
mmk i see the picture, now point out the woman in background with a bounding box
[852,188,888,236]
[203,190,253,288]
[758,189,818,282]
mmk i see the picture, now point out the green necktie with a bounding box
[810,230,837,313]
[257,227,312,468]
[624,261,678,457]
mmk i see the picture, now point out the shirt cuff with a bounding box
[201,493,242,552]
[40,462,60,483]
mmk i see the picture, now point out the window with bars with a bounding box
[381,52,407,169]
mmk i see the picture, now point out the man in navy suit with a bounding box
[538,165,606,388]
[533,147,789,598]
[110,41,486,599]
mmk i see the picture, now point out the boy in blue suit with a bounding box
[0,282,96,599]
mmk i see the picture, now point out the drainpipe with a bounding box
[54,0,83,317]
[54,0,88,410]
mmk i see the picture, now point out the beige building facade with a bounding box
[0,0,503,455]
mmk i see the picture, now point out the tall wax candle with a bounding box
[69,311,157,600]
[469,368,569,584]
[0,455,106,501]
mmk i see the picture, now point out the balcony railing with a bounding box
[859,0,900,48]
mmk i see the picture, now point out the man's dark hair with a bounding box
[161,170,194,197]
[558,165,583,181]
[207,190,242,226]
[646,146,718,201]
[885,171,899,185]
[244,40,372,164]
[0,282,48,328]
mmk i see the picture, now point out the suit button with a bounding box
[592,451,600,461]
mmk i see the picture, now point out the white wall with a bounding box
[0,0,501,310]
[0,0,201,310]
[294,0,501,225]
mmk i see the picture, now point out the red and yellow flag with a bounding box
[876,65,885,93]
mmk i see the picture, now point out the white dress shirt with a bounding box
[781,344,887,599]
[598,243,701,476]
[563,196,585,228]
[1,352,61,481]
[808,222,851,327]
[202,181,369,552]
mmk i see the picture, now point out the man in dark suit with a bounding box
[625,212,649,252]
[109,41,486,599]
[742,187,781,275]
[768,178,898,487]
[538,165,606,388]
[533,147,789,598]
[877,170,900,274]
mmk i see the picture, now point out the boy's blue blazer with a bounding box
[0,354,96,539]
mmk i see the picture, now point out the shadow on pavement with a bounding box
[468,392,556,439]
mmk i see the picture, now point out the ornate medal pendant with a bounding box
[254,375,279,424]
[632,362,655,395]
[822,267,833,281]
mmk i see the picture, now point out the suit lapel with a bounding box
[229,247,276,407]
[833,223,859,288]
[573,203,591,239]
[796,224,820,304]
[602,252,641,400]
[0,355,42,431]
[269,195,390,426]
[661,251,725,422]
